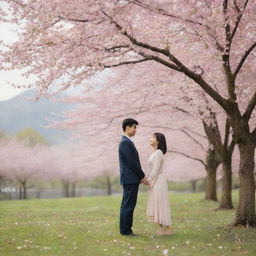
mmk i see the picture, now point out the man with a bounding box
[118,118,149,236]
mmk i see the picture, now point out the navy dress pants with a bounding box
[120,184,139,235]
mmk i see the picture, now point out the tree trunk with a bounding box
[205,168,217,201]
[36,190,41,199]
[106,176,112,196]
[191,180,197,193]
[205,148,220,201]
[70,182,76,197]
[62,180,70,197]
[0,177,2,193]
[19,185,23,200]
[21,181,27,199]
[234,142,256,226]
[218,154,233,209]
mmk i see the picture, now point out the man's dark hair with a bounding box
[154,132,167,154]
[122,118,139,132]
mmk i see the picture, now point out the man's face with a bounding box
[126,124,137,137]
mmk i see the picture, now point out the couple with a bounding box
[119,118,171,236]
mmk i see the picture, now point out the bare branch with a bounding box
[167,150,206,167]
[141,123,206,151]
[222,0,237,101]
[137,52,181,71]
[180,129,207,152]
[184,127,208,140]
[242,91,256,121]
[104,45,130,53]
[173,106,193,116]
[233,41,256,79]
[128,0,203,26]
[223,0,232,43]
[230,0,250,41]
[90,103,171,136]
[222,0,250,101]
[57,15,91,23]
[233,0,241,13]
[102,58,149,68]
[141,125,176,130]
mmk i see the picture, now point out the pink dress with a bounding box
[147,149,171,226]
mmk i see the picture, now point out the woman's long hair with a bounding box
[154,132,167,154]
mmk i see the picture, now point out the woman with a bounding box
[147,132,172,235]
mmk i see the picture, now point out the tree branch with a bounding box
[128,0,204,26]
[91,103,171,136]
[102,58,149,68]
[102,11,231,113]
[102,11,172,58]
[137,52,181,71]
[233,41,256,79]
[173,106,192,116]
[142,124,206,152]
[233,0,241,13]
[228,139,236,154]
[222,0,237,100]
[202,120,223,152]
[104,45,130,53]
[180,68,229,112]
[184,127,208,140]
[242,91,256,121]
[223,118,230,149]
[230,0,250,41]
[223,0,231,44]
[10,1,96,24]
[57,15,91,23]
[167,150,206,167]
[180,129,206,152]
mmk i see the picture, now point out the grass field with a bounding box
[0,191,256,256]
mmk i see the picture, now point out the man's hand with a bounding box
[141,177,150,186]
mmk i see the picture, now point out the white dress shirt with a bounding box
[123,134,133,142]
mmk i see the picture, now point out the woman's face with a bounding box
[150,134,159,148]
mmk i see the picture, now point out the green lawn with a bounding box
[0,191,255,256]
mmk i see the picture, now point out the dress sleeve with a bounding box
[148,150,163,187]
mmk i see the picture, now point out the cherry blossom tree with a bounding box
[0,138,113,198]
[175,83,237,208]
[54,67,236,205]
[1,0,255,226]
[53,84,214,197]
[0,138,46,199]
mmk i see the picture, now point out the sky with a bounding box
[0,70,29,101]
[0,3,28,101]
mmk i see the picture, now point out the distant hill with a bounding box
[0,89,73,144]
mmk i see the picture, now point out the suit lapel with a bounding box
[122,136,137,153]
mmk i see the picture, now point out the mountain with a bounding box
[0,89,74,144]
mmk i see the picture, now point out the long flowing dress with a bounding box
[147,149,171,226]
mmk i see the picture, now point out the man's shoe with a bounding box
[127,232,137,236]
[121,232,137,236]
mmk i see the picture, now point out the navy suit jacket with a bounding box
[118,136,145,185]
